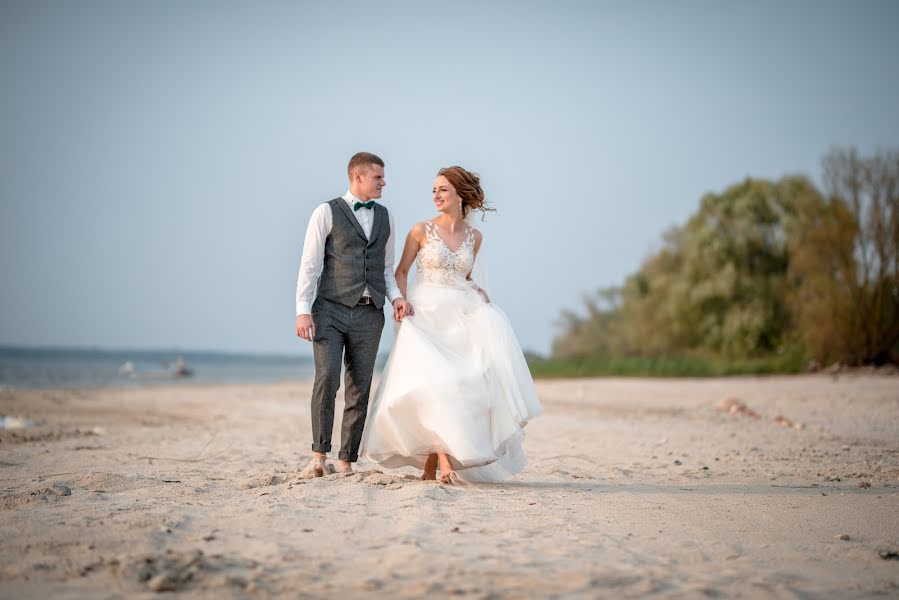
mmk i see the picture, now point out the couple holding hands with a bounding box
[295,152,541,484]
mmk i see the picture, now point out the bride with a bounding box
[360,166,542,484]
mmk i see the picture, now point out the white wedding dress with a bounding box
[360,221,542,482]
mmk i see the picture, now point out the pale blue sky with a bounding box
[1,1,898,356]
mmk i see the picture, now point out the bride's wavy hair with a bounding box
[438,166,495,220]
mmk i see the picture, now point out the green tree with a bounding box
[590,177,817,360]
[551,148,898,371]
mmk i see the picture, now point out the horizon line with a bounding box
[0,343,314,359]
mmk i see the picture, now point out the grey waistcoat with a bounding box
[316,198,390,309]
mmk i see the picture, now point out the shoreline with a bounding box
[4,366,898,392]
[3,361,896,395]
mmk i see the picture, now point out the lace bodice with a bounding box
[415,221,476,286]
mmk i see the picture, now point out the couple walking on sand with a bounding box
[295,152,541,484]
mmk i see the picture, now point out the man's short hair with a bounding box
[347,152,385,180]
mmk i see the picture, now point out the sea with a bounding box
[0,346,335,390]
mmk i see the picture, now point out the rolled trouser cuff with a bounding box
[312,443,332,453]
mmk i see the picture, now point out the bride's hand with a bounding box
[393,298,414,321]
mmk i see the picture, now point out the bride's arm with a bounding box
[395,223,426,298]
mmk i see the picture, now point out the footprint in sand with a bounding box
[112,549,262,593]
[4,482,74,509]
[240,473,288,490]
[331,470,419,489]
[73,472,154,494]
[243,468,418,489]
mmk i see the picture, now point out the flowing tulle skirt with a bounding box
[360,281,542,482]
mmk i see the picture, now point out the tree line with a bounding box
[548,147,898,375]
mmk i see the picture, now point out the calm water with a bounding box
[0,347,319,389]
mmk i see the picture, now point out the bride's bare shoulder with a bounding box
[408,221,429,241]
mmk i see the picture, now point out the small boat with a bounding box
[118,356,193,379]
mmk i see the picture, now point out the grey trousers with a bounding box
[310,296,385,462]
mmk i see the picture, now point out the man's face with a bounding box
[355,164,386,200]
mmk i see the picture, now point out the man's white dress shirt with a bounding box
[295,191,402,316]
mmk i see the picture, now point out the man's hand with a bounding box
[296,314,315,341]
[392,298,414,321]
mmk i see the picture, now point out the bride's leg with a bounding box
[437,453,456,484]
[421,453,438,481]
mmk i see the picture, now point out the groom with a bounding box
[295,152,412,476]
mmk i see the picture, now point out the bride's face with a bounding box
[433,176,460,213]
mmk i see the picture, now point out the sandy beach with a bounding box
[1,374,897,598]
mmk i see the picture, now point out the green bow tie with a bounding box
[353,200,375,211]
